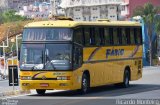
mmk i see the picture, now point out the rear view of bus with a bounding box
[20,19,142,95]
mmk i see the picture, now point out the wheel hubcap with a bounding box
[125,73,129,86]
[83,78,87,92]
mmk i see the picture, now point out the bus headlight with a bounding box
[21,76,32,80]
[57,76,70,80]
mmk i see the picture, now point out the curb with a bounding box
[0,90,31,98]
[0,79,8,81]
[143,66,160,70]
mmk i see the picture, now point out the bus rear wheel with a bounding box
[122,70,130,88]
[36,89,46,95]
[80,73,90,94]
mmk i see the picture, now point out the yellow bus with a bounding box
[20,19,142,95]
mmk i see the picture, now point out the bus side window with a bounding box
[84,27,90,46]
[113,27,119,45]
[137,28,142,44]
[88,27,100,46]
[122,28,127,45]
[104,28,110,45]
[125,28,131,44]
[130,28,135,44]
[95,27,101,46]
[109,28,114,45]
[117,28,122,45]
[134,28,138,44]
[99,28,105,45]
[90,28,95,45]
[74,28,83,45]
[73,45,83,68]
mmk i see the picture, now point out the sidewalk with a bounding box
[143,66,160,70]
[0,80,30,98]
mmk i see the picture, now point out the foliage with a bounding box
[155,16,160,35]
[133,6,144,17]
[0,10,43,55]
[133,3,160,26]
[0,10,27,24]
[0,12,3,24]
[0,20,32,41]
[133,2,160,66]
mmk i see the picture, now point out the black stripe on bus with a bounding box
[84,57,142,64]
[88,47,101,61]
[32,72,47,78]
[32,78,57,80]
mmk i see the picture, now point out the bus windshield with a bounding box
[23,28,72,41]
[20,44,72,70]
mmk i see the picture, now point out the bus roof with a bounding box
[24,20,141,28]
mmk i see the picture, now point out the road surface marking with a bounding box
[3,88,160,100]
[4,95,114,100]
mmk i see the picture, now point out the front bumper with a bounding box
[20,80,74,90]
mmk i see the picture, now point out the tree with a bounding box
[0,12,4,24]
[155,15,160,60]
[133,3,160,66]
[2,10,27,23]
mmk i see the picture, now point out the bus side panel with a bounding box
[130,59,143,81]
[130,46,143,81]
[82,45,142,87]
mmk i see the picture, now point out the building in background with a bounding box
[60,0,125,21]
[18,2,51,19]
[0,0,8,12]
[17,0,64,19]
[50,0,64,16]
[0,0,50,11]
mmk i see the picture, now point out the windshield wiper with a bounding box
[45,56,56,70]
[31,65,35,70]
[31,64,44,70]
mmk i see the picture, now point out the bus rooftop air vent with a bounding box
[97,19,110,22]
[55,16,73,21]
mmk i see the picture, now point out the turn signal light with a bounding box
[21,76,32,80]
[57,76,70,80]
[22,83,30,86]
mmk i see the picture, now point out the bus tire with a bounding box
[80,73,90,94]
[122,70,130,88]
[36,89,46,95]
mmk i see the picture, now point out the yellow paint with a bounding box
[20,45,142,91]
[8,59,18,66]
[24,20,141,28]
[20,20,142,91]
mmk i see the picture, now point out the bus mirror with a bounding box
[18,50,20,61]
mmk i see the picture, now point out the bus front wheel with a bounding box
[36,89,46,95]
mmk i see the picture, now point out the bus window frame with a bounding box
[125,28,131,45]
[20,26,142,71]
[73,27,84,45]
[133,27,143,45]
[72,43,83,70]
[73,26,142,47]
[130,28,136,45]
[20,41,74,71]
[22,27,74,42]
[117,28,122,45]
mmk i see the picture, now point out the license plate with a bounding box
[40,83,49,87]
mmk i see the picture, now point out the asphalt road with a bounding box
[2,67,160,105]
